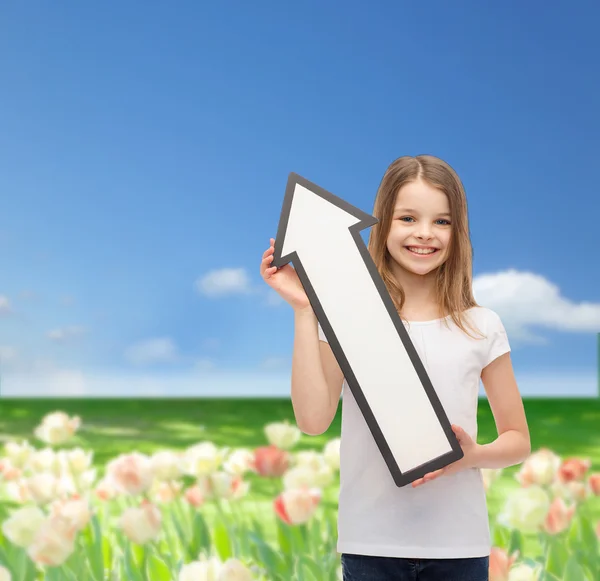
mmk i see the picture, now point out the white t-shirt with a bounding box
[318,305,511,559]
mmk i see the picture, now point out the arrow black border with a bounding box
[272,172,463,487]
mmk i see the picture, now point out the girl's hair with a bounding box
[367,154,484,339]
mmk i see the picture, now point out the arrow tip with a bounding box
[273,173,378,266]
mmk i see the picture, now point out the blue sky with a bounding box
[0,1,598,397]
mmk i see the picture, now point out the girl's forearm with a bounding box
[474,430,531,469]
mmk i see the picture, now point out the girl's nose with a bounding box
[416,229,434,240]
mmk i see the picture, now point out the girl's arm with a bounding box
[291,307,344,436]
[476,352,531,468]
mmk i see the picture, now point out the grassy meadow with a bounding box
[0,396,599,580]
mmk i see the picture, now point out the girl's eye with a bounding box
[397,217,451,225]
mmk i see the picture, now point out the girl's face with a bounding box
[386,178,452,278]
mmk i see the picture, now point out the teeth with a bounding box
[408,247,436,255]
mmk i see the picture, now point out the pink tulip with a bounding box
[105,453,153,496]
[588,473,600,496]
[273,487,321,525]
[514,448,560,487]
[543,497,576,534]
[253,445,289,477]
[557,458,591,483]
[488,546,518,581]
[184,484,205,508]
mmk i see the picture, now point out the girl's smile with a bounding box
[405,245,440,257]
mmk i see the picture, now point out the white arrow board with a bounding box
[272,172,464,487]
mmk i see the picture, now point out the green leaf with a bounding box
[545,536,569,579]
[295,554,322,581]
[124,543,144,581]
[146,553,172,581]
[102,534,113,576]
[171,512,191,560]
[564,555,592,581]
[189,511,211,560]
[251,517,265,538]
[492,524,510,548]
[247,531,288,577]
[276,519,292,558]
[508,528,523,557]
[88,515,105,581]
[213,520,232,562]
[579,513,599,556]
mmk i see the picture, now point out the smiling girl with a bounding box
[260,155,531,581]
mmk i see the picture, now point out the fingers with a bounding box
[260,238,277,279]
[412,468,445,487]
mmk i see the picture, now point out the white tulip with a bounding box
[497,485,550,533]
[27,515,76,566]
[66,448,94,474]
[283,463,333,490]
[120,501,162,544]
[323,438,341,471]
[179,556,223,581]
[27,448,57,473]
[4,440,34,469]
[34,412,80,445]
[219,558,254,580]
[50,496,91,532]
[508,562,543,581]
[0,565,11,581]
[151,451,184,481]
[25,473,61,505]
[264,421,301,450]
[1,505,46,547]
[184,443,223,477]
[222,448,255,475]
[209,471,250,500]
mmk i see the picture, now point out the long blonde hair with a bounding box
[367,154,484,339]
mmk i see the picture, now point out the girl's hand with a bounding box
[260,237,311,312]
[411,424,479,487]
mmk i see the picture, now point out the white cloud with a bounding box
[194,267,289,308]
[1,367,596,398]
[124,337,179,366]
[194,358,215,371]
[0,296,12,315]
[0,346,18,364]
[47,325,86,342]
[195,268,253,297]
[478,370,597,398]
[473,269,600,343]
[261,356,289,370]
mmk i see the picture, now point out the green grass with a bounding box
[1,396,599,558]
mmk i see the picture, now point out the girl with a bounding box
[260,155,530,581]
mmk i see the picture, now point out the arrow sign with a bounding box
[271,172,463,487]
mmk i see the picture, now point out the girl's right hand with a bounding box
[260,238,312,312]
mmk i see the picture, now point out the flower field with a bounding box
[0,398,598,581]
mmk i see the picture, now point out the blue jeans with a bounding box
[341,552,489,580]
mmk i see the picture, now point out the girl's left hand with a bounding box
[411,424,479,487]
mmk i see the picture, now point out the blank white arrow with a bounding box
[272,173,463,487]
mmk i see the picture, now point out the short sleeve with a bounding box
[483,310,511,367]
[317,322,328,343]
